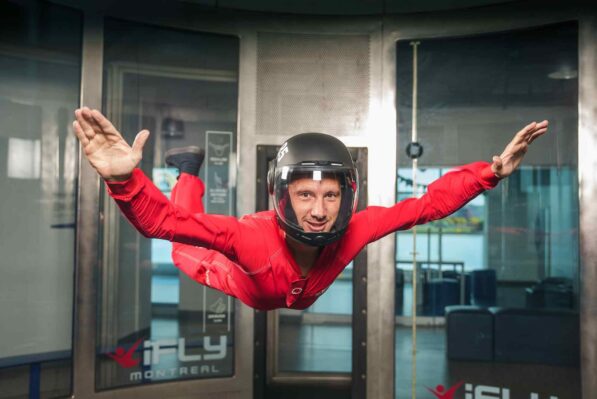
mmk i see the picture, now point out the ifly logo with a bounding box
[427,381,464,399]
[463,384,559,399]
[107,338,143,368]
[108,336,227,368]
[143,336,227,365]
[426,382,560,399]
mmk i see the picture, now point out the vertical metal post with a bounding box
[578,15,597,399]
[72,12,103,398]
[409,40,420,399]
[352,148,369,399]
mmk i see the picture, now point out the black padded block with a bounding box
[446,306,493,361]
[492,307,579,366]
[471,269,496,307]
[423,278,460,316]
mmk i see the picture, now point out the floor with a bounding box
[149,276,580,398]
[277,322,581,399]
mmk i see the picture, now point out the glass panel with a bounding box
[395,23,580,399]
[96,19,239,390]
[0,2,80,398]
[277,262,353,373]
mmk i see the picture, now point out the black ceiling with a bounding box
[182,0,519,15]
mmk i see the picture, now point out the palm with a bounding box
[83,129,137,179]
[492,120,548,179]
[74,108,149,181]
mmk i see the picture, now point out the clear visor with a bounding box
[272,166,358,235]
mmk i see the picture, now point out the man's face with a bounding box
[288,176,341,233]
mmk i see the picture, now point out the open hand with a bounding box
[491,120,548,179]
[73,107,150,181]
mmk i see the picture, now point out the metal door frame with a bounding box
[73,10,254,399]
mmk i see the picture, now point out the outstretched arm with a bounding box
[72,108,248,259]
[362,121,549,242]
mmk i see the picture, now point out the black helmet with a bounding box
[268,132,359,246]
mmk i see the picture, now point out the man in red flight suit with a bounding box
[73,107,548,310]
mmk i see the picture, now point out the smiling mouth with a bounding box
[305,221,327,232]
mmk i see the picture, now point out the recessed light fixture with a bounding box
[161,117,185,138]
[548,65,577,80]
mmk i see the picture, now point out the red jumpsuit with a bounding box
[106,162,499,310]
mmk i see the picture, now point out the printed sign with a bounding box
[202,130,234,371]
[204,288,232,335]
[108,334,232,382]
[205,131,233,215]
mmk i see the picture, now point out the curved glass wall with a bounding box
[395,22,580,399]
[96,18,239,390]
[0,2,81,398]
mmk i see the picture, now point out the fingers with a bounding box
[518,121,537,138]
[528,127,548,144]
[536,120,549,128]
[132,130,150,158]
[526,120,548,144]
[72,120,89,146]
[84,108,105,136]
[75,108,97,139]
[491,155,502,176]
[74,106,127,150]
[517,120,549,143]
[90,109,121,137]
[509,122,536,147]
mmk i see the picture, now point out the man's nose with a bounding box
[310,197,326,219]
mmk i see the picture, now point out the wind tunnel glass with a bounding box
[394,22,579,399]
[97,18,239,390]
[273,167,358,235]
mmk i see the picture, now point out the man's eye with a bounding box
[325,192,339,199]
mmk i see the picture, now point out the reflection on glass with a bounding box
[96,19,239,390]
[0,2,81,398]
[395,23,580,399]
[396,168,486,317]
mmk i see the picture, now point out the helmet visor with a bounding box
[273,165,358,237]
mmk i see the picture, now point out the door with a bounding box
[254,145,368,399]
[85,17,252,398]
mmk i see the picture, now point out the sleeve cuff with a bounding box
[105,168,146,201]
[479,164,501,189]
